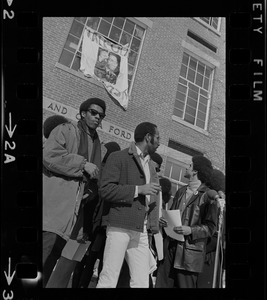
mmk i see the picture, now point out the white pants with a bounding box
[96,226,151,288]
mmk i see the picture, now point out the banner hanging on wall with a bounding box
[80,27,129,110]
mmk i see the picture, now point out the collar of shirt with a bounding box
[136,145,150,164]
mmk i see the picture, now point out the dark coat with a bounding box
[99,142,160,233]
[171,185,218,273]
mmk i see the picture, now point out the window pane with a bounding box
[86,17,100,30]
[102,17,113,23]
[164,161,172,177]
[196,119,205,129]
[64,34,79,52]
[187,97,197,109]
[197,62,205,74]
[204,77,210,90]
[173,107,183,117]
[134,25,144,39]
[177,83,187,94]
[197,110,206,121]
[180,64,187,78]
[113,17,125,29]
[120,31,131,45]
[200,89,208,97]
[199,95,208,106]
[176,91,186,102]
[182,53,189,65]
[212,18,219,29]
[124,19,135,34]
[175,99,185,110]
[188,82,199,93]
[179,77,187,85]
[128,51,137,65]
[187,68,195,82]
[188,89,198,100]
[198,102,207,113]
[109,26,121,43]
[75,17,86,24]
[184,113,195,124]
[171,164,182,181]
[98,19,111,36]
[200,17,210,25]
[185,105,196,116]
[195,73,204,87]
[205,67,211,78]
[69,20,84,38]
[131,37,141,52]
[71,54,81,71]
[59,49,74,67]
[189,57,197,70]
[128,64,134,76]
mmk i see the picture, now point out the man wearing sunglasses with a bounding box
[43,97,106,287]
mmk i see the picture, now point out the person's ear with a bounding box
[145,133,151,143]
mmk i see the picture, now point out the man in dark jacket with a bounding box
[96,122,162,288]
[155,155,218,288]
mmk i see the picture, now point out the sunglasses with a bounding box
[87,108,106,120]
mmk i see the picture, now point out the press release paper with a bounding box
[162,209,185,242]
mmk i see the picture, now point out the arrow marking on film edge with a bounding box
[4,257,16,286]
[5,113,17,139]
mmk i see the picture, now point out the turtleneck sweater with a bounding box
[186,179,202,199]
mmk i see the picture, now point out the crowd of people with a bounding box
[42,97,225,288]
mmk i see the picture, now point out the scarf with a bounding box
[77,119,102,173]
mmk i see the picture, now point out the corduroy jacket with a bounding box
[99,142,160,234]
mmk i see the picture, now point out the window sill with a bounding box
[172,115,210,136]
[192,18,222,37]
[55,62,105,89]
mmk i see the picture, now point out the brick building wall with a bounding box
[43,17,225,185]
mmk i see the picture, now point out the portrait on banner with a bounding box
[80,28,129,110]
[94,48,121,85]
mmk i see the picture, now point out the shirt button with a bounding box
[138,207,142,210]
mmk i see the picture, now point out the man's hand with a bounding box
[138,183,161,196]
[159,217,168,227]
[173,226,192,236]
[84,162,99,179]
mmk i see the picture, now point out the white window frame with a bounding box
[193,17,222,36]
[56,17,152,96]
[172,40,220,135]
[164,156,190,207]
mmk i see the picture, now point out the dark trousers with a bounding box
[42,232,66,287]
[72,250,102,288]
[72,230,106,288]
[155,238,198,288]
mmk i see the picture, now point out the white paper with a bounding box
[162,209,185,242]
[154,229,164,261]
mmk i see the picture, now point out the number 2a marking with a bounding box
[5,141,16,150]
[3,10,14,19]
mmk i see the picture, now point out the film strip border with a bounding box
[1,2,266,300]
[227,2,266,299]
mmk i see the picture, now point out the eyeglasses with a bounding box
[87,108,106,120]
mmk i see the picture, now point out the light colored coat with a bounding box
[43,121,100,240]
